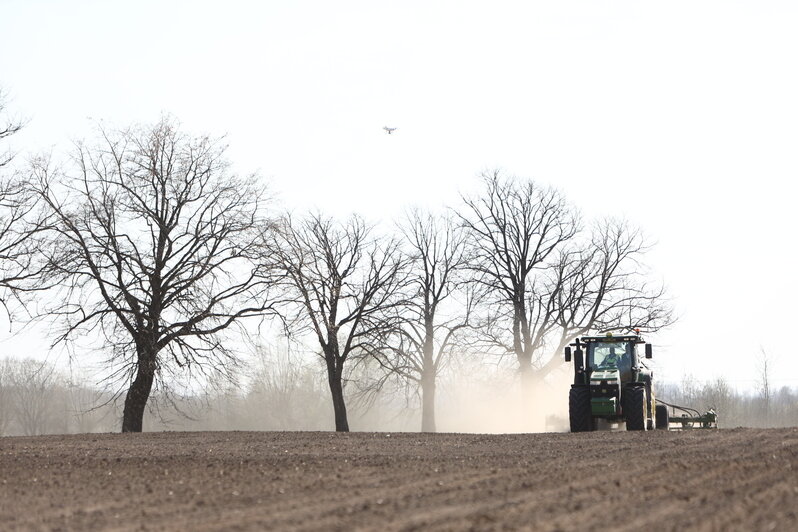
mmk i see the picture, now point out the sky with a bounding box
[1,0,797,391]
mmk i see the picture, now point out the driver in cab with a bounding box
[601,346,630,368]
[600,345,632,379]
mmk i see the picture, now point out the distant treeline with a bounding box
[659,377,798,429]
[2,355,795,437]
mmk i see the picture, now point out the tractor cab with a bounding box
[588,339,633,376]
[584,335,650,381]
[565,333,652,386]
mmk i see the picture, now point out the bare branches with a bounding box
[32,116,283,432]
[0,178,50,314]
[363,209,473,431]
[458,171,579,374]
[268,212,407,431]
[459,171,671,382]
[534,218,672,376]
[0,89,24,169]
[3,358,60,436]
[0,91,49,320]
[757,347,773,422]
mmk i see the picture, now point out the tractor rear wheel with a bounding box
[569,387,594,432]
[655,404,669,430]
[624,387,647,431]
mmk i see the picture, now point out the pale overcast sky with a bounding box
[2,1,797,390]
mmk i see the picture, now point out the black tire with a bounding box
[569,387,594,432]
[624,386,647,431]
[655,404,670,430]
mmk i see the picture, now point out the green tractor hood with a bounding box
[589,369,621,417]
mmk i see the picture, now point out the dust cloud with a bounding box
[347,356,574,434]
[433,363,572,434]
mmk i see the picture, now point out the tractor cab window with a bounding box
[589,341,632,371]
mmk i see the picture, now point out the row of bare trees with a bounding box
[0,358,114,436]
[1,101,672,433]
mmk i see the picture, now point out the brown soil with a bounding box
[1,428,796,531]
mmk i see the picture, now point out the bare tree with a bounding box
[367,209,472,432]
[0,89,49,317]
[757,347,772,425]
[66,378,115,433]
[0,359,11,436]
[460,172,671,386]
[31,117,283,432]
[702,377,733,428]
[246,344,331,430]
[6,358,60,436]
[269,213,406,432]
[459,171,578,383]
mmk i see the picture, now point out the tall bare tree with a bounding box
[270,214,406,432]
[459,171,578,382]
[460,171,670,385]
[32,117,282,432]
[367,209,472,432]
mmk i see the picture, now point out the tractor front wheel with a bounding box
[655,404,670,430]
[569,387,594,432]
[624,387,647,431]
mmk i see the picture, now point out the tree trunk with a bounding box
[420,318,437,432]
[326,358,349,432]
[518,358,537,429]
[518,356,535,392]
[121,353,156,433]
[421,371,436,432]
[513,303,535,397]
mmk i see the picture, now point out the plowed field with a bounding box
[1,428,796,531]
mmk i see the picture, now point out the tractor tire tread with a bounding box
[569,387,593,433]
[625,386,647,431]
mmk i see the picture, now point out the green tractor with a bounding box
[564,332,669,432]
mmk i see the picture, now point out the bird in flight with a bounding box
[383,126,397,134]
